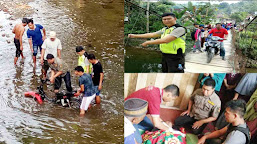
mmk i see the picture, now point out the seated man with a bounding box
[198,100,250,144]
[124,98,148,144]
[125,84,180,143]
[173,78,221,135]
[46,54,72,93]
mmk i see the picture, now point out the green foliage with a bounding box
[230,12,248,23]
[235,30,257,60]
[124,0,174,35]
[218,1,257,22]
[124,0,217,52]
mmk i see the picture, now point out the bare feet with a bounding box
[80,109,85,116]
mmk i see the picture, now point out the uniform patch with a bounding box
[208,100,215,106]
[215,107,221,115]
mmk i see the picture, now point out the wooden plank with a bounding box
[185,62,232,73]
[162,74,174,88]
[126,73,138,98]
[136,73,148,90]
[179,73,199,110]
[124,73,130,98]
[185,30,236,73]
[145,73,157,86]
[174,73,191,107]
[154,73,167,89]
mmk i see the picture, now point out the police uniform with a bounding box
[158,24,186,73]
[190,89,221,120]
[174,89,221,134]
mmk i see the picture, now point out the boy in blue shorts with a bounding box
[74,66,97,116]
[27,19,46,67]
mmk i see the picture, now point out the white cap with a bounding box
[49,31,56,38]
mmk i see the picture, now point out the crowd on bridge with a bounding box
[128,12,234,73]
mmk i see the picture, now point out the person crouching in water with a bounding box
[46,54,72,93]
[74,66,97,116]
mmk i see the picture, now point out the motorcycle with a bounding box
[205,36,224,63]
[24,79,81,109]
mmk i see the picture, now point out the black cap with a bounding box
[124,98,148,117]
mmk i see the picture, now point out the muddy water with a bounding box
[0,0,123,143]
[125,46,162,72]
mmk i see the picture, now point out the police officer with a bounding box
[173,78,221,135]
[128,13,186,73]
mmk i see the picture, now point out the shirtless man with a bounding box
[12,18,28,65]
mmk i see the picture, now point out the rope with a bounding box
[124,0,162,47]
[124,11,143,47]
[242,15,257,30]
[124,0,161,17]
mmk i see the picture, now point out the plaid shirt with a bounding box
[79,73,97,97]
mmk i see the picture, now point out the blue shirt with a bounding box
[124,134,136,144]
[79,73,97,97]
[27,24,44,45]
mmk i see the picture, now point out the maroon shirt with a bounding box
[125,86,162,116]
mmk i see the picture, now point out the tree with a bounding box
[230,12,248,23]
[218,2,229,9]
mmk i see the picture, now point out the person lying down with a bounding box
[141,123,186,144]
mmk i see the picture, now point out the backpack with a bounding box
[226,124,251,144]
[191,29,197,41]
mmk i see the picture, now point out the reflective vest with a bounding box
[160,25,186,54]
[78,55,92,74]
